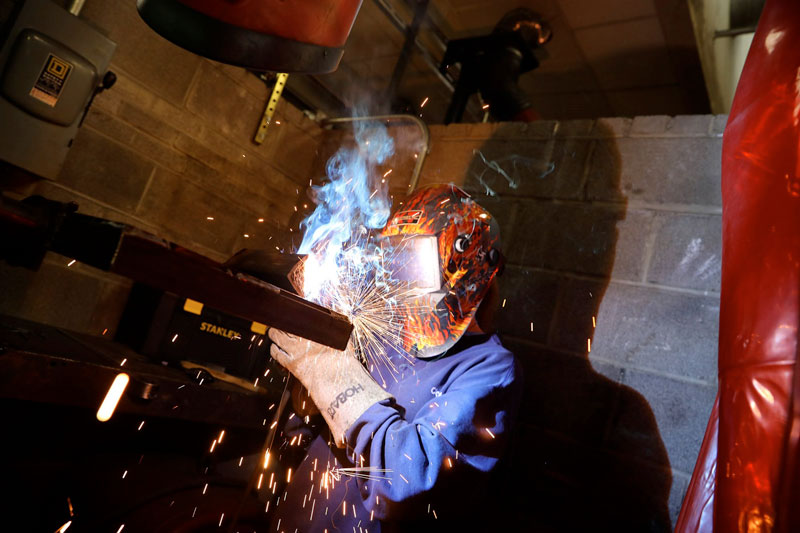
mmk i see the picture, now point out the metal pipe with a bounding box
[67,0,86,16]
[371,0,455,93]
[321,114,430,193]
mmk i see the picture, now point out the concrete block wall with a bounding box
[418,114,725,530]
[0,1,323,336]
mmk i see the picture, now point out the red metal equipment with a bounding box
[136,0,363,73]
[676,0,800,530]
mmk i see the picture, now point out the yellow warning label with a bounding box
[46,57,70,79]
[183,298,204,315]
[29,53,72,107]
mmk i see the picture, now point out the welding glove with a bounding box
[268,328,392,446]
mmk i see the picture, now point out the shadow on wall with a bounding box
[462,122,672,532]
[521,48,710,119]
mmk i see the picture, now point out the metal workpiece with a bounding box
[0,194,354,350]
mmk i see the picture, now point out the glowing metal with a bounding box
[96,373,129,422]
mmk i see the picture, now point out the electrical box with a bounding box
[0,0,115,179]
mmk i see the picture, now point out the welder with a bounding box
[268,184,522,531]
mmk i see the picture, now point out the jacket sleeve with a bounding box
[343,348,522,521]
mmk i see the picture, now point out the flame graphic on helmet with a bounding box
[382,184,502,358]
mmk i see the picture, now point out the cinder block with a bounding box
[136,167,245,257]
[185,61,267,148]
[464,137,593,200]
[588,137,723,207]
[551,277,612,354]
[585,138,626,204]
[594,117,632,137]
[622,369,717,473]
[129,131,188,174]
[211,60,268,101]
[669,472,691,527]
[711,114,728,137]
[555,119,595,137]
[81,0,202,106]
[87,277,133,337]
[591,283,719,383]
[174,132,229,172]
[613,209,656,282]
[493,120,558,139]
[648,213,722,292]
[269,122,322,186]
[0,258,103,334]
[496,267,560,343]
[117,101,181,143]
[631,115,670,136]
[178,158,296,230]
[665,115,713,136]
[57,128,155,212]
[83,107,136,144]
[513,202,624,276]
[417,139,476,188]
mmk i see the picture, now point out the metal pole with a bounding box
[67,0,86,16]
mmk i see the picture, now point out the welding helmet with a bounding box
[380,184,503,359]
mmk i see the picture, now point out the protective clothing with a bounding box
[270,334,522,532]
[268,328,391,446]
[381,184,503,358]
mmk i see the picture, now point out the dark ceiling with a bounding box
[293,0,710,123]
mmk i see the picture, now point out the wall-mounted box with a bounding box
[0,0,115,179]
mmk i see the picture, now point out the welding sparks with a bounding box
[484,428,496,439]
[206,216,214,221]
[115,525,125,533]
[171,334,178,343]
[67,259,76,267]
[119,358,126,367]
[383,169,393,178]
[324,466,391,484]
[482,103,490,110]
[287,468,292,483]
[97,373,129,422]
[420,97,429,108]
[137,420,145,431]
[592,316,596,327]
[264,450,271,468]
[587,338,591,352]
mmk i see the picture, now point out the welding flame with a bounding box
[296,119,416,378]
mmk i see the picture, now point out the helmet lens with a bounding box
[381,235,441,294]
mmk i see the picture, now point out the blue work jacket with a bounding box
[270,334,522,532]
